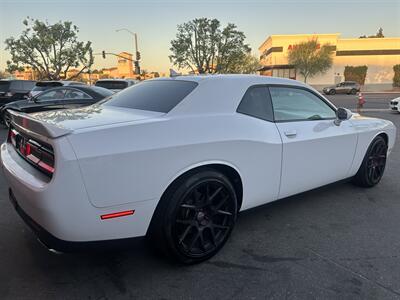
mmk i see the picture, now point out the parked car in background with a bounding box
[1,75,395,264]
[390,97,400,112]
[29,81,86,98]
[0,80,36,105]
[323,81,360,95]
[95,79,137,92]
[1,85,112,126]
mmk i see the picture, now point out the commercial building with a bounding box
[259,33,400,84]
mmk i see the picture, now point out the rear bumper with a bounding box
[1,140,156,245]
[9,188,145,252]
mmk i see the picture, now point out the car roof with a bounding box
[148,74,316,116]
[96,79,134,82]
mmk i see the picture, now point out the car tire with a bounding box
[147,168,238,264]
[352,136,387,187]
[350,89,357,95]
[329,89,336,95]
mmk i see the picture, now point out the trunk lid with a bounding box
[18,105,164,134]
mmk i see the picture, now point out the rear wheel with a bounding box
[148,169,237,264]
[350,89,357,95]
[329,89,336,95]
[353,136,387,187]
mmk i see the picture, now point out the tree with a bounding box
[0,70,8,79]
[222,53,261,74]
[359,27,385,38]
[393,64,400,87]
[287,39,333,83]
[169,18,251,74]
[5,18,94,80]
[344,66,368,85]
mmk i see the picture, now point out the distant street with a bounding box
[325,92,400,111]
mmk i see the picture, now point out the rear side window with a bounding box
[0,81,11,92]
[103,80,198,113]
[10,81,23,90]
[237,86,274,122]
[22,81,35,90]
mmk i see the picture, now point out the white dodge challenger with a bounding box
[1,75,396,263]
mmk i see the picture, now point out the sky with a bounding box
[0,0,399,73]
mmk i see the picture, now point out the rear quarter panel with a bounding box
[67,113,282,211]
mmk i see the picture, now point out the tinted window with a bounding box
[103,80,198,113]
[36,89,67,101]
[89,86,114,97]
[0,81,10,92]
[32,86,52,92]
[64,89,92,100]
[237,86,273,121]
[10,81,23,90]
[270,87,336,121]
[95,81,128,90]
[22,81,35,90]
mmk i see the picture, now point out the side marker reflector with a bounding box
[100,210,135,220]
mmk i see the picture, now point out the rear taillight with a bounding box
[8,127,55,176]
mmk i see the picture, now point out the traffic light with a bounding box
[134,61,140,75]
[136,51,141,61]
[102,51,106,59]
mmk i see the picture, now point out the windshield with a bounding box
[89,86,114,97]
[0,81,11,92]
[95,81,128,90]
[103,80,198,113]
[32,86,53,92]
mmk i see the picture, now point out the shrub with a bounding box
[344,66,368,85]
[393,65,400,87]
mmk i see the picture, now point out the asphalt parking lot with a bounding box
[0,93,400,300]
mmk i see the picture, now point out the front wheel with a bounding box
[148,169,238,264]
[353,136,387,187]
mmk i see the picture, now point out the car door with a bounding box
[269,86,357,199]
[236,85,282,208]
[336,82,346,94]
[63,88,95,109]
[27,88,67,113]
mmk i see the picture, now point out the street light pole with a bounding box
[116,28,141,76]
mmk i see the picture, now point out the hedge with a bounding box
[393,64,400,87]
[344,66,368,85]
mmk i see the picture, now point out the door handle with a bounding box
[284,130,297,137]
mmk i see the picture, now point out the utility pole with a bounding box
[116,28,141,76]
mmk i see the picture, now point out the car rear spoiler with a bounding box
[9,110,72,139]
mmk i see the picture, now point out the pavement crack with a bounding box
[243,249,303,263]
[206,260,264,271]
[305,247,400,297]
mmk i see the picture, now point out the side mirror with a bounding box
[334,107,352,126]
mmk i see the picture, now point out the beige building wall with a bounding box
[117,52,134,78]
[259,33,400,84]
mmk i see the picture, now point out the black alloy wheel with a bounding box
[148,169,237,264]
[330,89,336,95]
[173,179,236,258]
[353,136,387,187]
